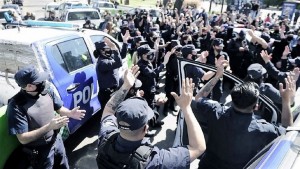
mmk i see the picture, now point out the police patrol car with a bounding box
[0,21,128,168]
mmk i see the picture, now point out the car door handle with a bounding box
[66,83,80,92]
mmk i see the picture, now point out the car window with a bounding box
[53,38,92,72]
[68,11,100,20]
[0,12,5,19]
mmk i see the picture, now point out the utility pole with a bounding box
[221,0,225,13]
[209,0,213,13]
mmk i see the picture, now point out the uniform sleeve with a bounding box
[264,61,287,83]
[146,146,190,169]
[192,98,224,122]
[48,87,63,110]
[261,83,282,105]
[98,115,119,142]
[6,101,29,135]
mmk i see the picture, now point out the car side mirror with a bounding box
[42,7,45,9]
[55,7,59,10]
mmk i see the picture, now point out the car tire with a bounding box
[3,145,30,169]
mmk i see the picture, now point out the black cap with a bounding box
[289,57,300,67]
[137,44,155,56]
[171,40,182,48]
[15,65,49,88]
[239,30,246,37]
[116,97,154,130]
[212,38,224,47]
[134,36,147,44]
[95,41,109,50]
[261,32,271,43]
[247,63,267,79]
[181,45,200,58]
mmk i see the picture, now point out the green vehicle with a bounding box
[0,105,23,169]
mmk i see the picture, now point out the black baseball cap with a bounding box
[116,97,154,130]
[247,63,267,79]
[212,38,224,47]
[95,41,110,50]
[181,45,200,58]
[15,65,49,88]
[137,44,155,56]
[134,36,147,44]
[289,57,300,67]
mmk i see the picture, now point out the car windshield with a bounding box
[65,3,89,9]
[0,11,6,19]
[47,5,59,10]
[97,3,114,8]
[68,11,100,20]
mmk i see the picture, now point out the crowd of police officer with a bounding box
[94,1,300,111]
[92,2,300,168]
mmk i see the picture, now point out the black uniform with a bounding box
[137,59,165,108]
[96,50,122,109]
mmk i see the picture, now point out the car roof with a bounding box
[46,2,60,6]
[1,4,20,8]
[65,8,98,12]
[0,27,79,45]
[0,8,17,12]
[93,1,114,4]
[0,27,109,45]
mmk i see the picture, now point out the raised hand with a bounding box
[260,50,272,63]
[279,75,295,103]
[69,106,86,120]
[104,37,116,49]
[122,30,131,43]
[124,65,140,88]
[282,45,290,59]
[171,78,194,109]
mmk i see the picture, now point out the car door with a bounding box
[173,57,280,147]
[45,35,100,134]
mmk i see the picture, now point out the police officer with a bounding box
[97,66,206,168]
[94,38,122,111]
[6,65,86,169]
[163,40,182,114]
[137,44,171,109]
[182,45,215,95]
[131,36,147,65]
[83,18,96,30]
[227,30,253,79]
[207,38,231,102]
[193,73,294,169]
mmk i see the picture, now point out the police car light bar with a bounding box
[23,20,80,29]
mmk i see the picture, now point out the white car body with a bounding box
[61,8,101,28]
[43,2,60,19]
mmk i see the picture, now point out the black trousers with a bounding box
[24,135,69,169]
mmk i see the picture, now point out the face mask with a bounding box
[192,54,197,60]
[147,53,154,60]
[104,50,112,57]
[287,36,293,42]
[274,30,279,33]
[152,37,157,41]
[34,81,46,95]
[187,41,193,45]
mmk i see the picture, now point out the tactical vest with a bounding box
[10,91,57,146]
[97,132,153,169]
